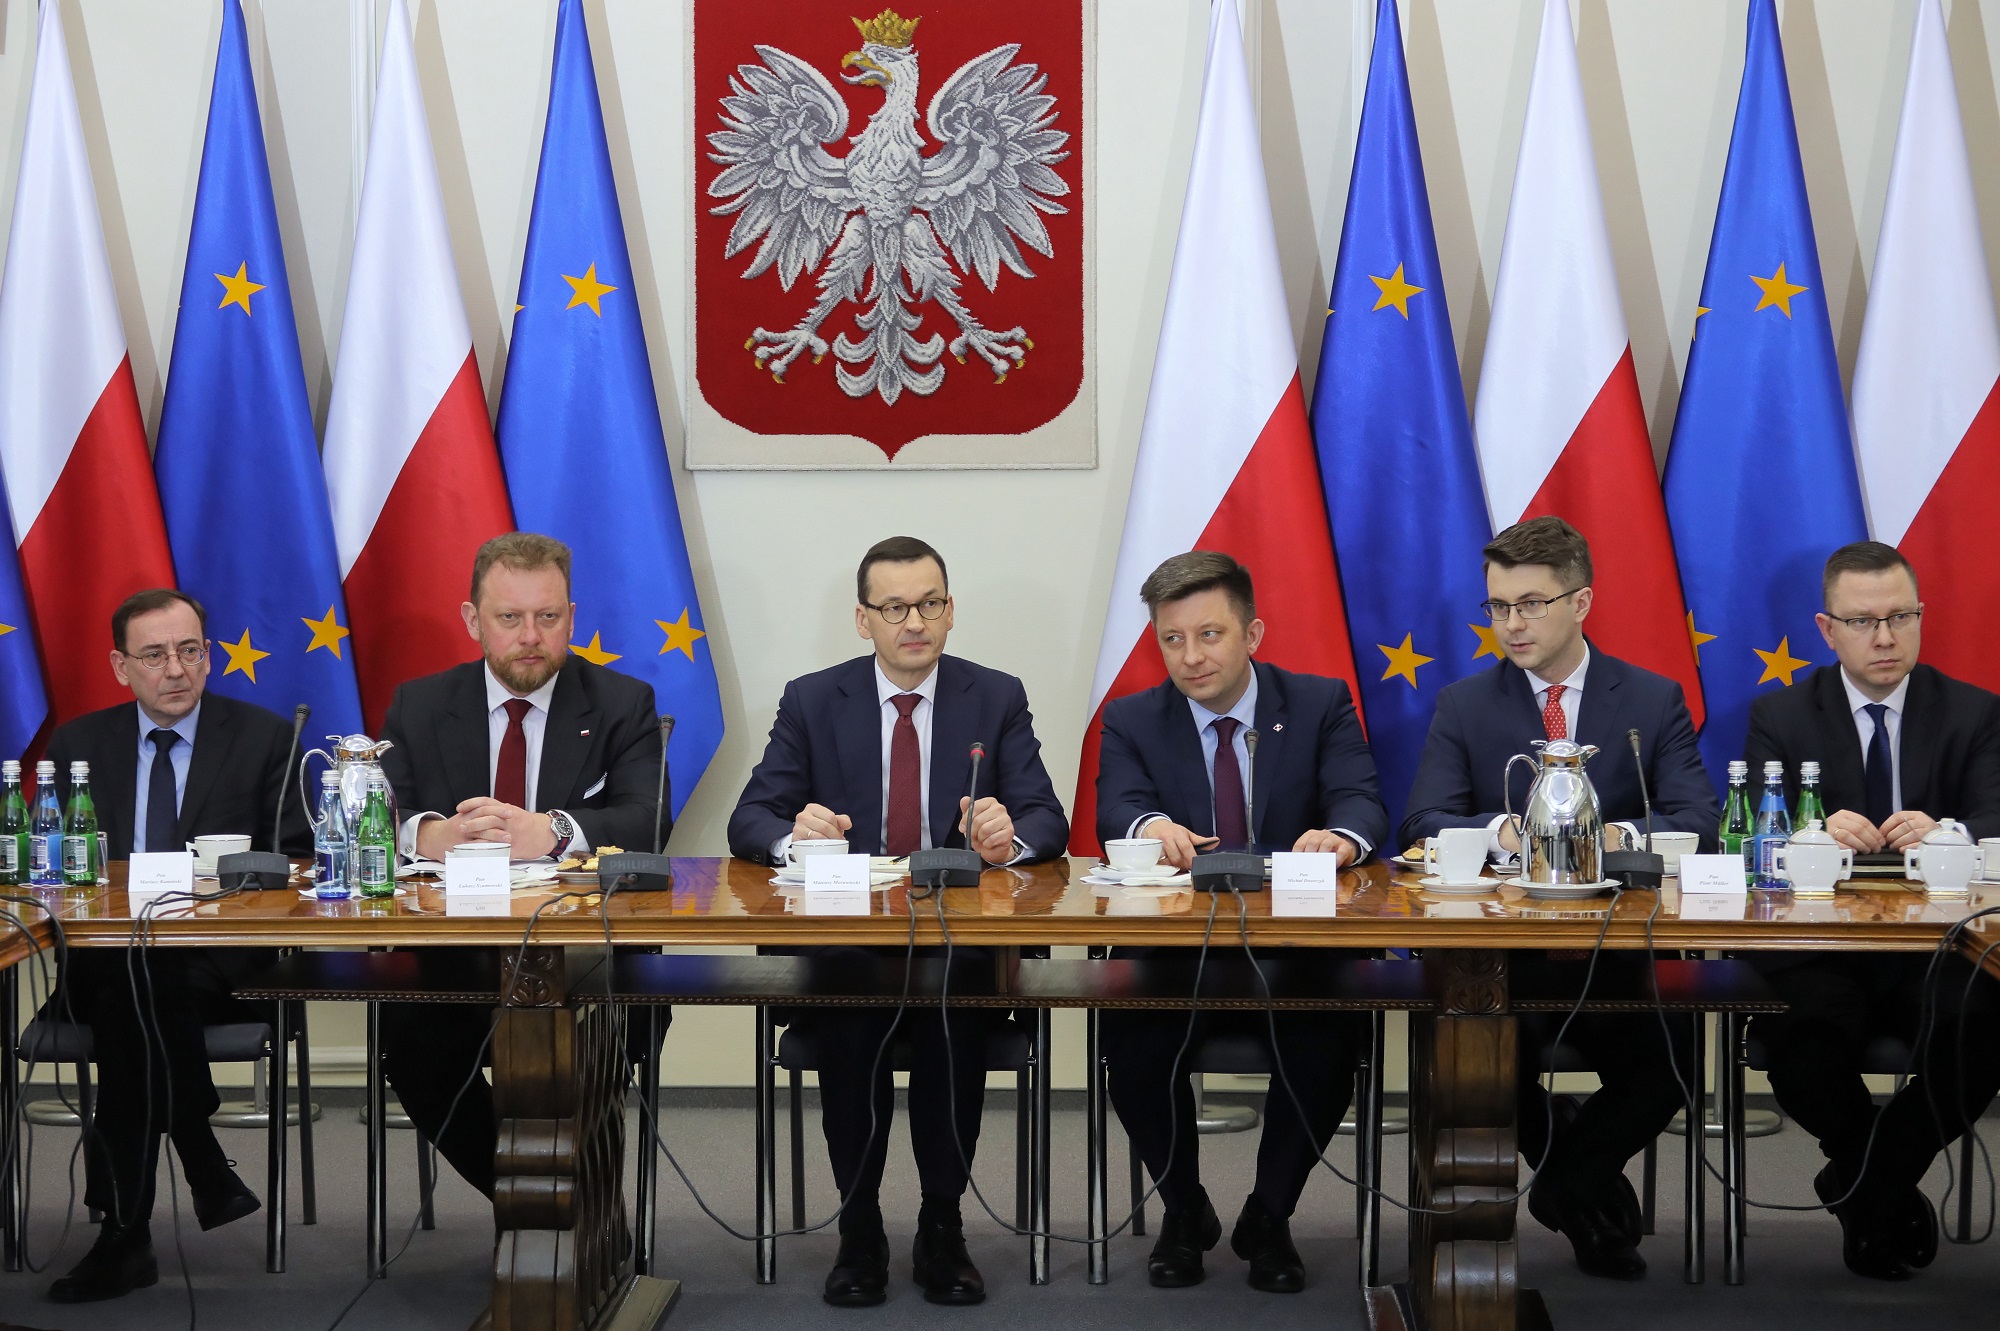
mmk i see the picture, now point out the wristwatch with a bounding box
[548,808,577,859]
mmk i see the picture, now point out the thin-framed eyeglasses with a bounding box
[1478,588,1582,622]
[861,597,948,624]
[1827,610,1922,635]
[120,644,208,671]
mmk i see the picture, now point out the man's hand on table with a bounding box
[959,796,1016,864]
[1292,829,1357,865]
[415,798,557,861]
[791,804,853,843]
[1140,817,1218,871]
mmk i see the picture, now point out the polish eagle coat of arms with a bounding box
[706,8,1072,406]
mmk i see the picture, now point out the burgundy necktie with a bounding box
[886,693,923,855]
[496,697,532,809]
[1541,684,1568,741]
[1211,716,1248,851]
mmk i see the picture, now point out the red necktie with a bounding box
[1541,684,1568,741]
[886,694,923,855]
[496,697,532,809]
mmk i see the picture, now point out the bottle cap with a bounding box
[321,769,341,787]
[36,760,54,776]
[1763,760,1784,777]
[1800,761,1821,780]
[1727,759,1748,777]
[2,760,18,777]
[69,761,89,780]
[366,769,389,788]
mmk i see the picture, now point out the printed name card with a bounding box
[128,851,194,907]
[446,894,510,917]
[1676,854,1749,896]
[1270,852,1340,918]
[444,854,510,896]
[803,854,872,891]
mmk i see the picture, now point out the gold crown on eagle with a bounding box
[852,8,920,48]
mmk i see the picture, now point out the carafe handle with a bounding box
[299,748,333,834]
[1502,752,1538,858]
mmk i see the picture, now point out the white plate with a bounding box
[1504,876,1620,900]
[1419,875,1496,896]
[769,871,905,888]
[1389,854,1426,870]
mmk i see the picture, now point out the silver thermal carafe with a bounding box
[1504,739,1605,886]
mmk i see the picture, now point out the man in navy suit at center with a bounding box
[1402,516,1717,1282]
[729,536,1067,1308]
[1096,551,1388,1294]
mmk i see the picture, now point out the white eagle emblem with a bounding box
[706,8,1071,404]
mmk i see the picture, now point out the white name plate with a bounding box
[799,889,872,916]
[1270,852,1339,918]
[128,851,195,907]
[446,894,510,917]
[445,854,511,896]
[1677,854,1749,896]
[803,854,872,892]
[1678,893,1747,921]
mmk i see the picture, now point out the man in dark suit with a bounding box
[1402,516,1716,1282]
[729,536,1067,1308]
[1096,551,1389,1294]
[1745,541,2000,1280]
[379,532,662,1199]
[44,588,310,1303]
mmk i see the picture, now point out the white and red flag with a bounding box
[323,0,511,729]
[1473,0,1702,722]
[1071,0,1359,853]
[0,0,175,727]
[1853,0,2000,692]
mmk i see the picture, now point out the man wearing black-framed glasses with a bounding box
[42,587,311,1303]
[1744,541,2000,1281]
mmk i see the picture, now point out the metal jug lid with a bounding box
[331,733,393,760]
[1788,820,1837,846]
[1533,739,1597,765]
[1920,818,1973,847]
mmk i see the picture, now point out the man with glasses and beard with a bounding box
[377,532,663,1199]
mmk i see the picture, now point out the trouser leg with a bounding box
[379,1001,497,1198]
[1754,957,1884,1172]
[902,1007,1004,1203]
[791,1008,900,1232]
[1249,1010,1360,1219]
[1869,958,2000,1193]
[1102,1009,1206,1213]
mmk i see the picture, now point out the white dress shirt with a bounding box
[131,701,202,853]
[1488,647,1637,857]
[1840,669,1909,812]
[402,665,588,859]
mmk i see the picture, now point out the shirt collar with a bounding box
[875,658,940,707]
[1840,668,1911,719]
[1524,645,1591,700]
[485,663,560,716]
[137,699,203,747]
[1188,665,1259,734]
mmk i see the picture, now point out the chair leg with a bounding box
[416,1134,436,1231]
[1029,1008,1052,1285]
[266,1004,289,1273]
[1358,1011,1385,1288]
[788,1068,805,1231]
[1956,1129,1976,1243]
[1641,1138,1658,1235]
[1086,1010,1108,1285]
[1683,1015,1706,1285]
[634,1006,661,1274]
[755,1007,777,1285]
[365,1001,387,1279]
[1723,1013,1747,1285]
[290,1003,317,1227]
[78,1063,99,1225]
[1016,1065,1031,1231]
[1128,1135,1146,1237]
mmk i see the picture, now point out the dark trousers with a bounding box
[1103,1007,1360,1220]
[60,947,273,1223]
[788,1004,1004,1232]
[1753,952,2000,1194]
[1514,952,1694,1207]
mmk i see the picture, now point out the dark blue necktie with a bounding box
[146,729,180,853]
[1863,703,1895,827]
[1211,716,1248,852]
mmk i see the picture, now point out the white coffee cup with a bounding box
[1906,841,1984,895]
[1104,838,1165,872]
[1772,840,1853,898]
[188,834,252,874]
[784,838,850,869]
[1980,839,2000,881]
[1423,827,1488,884]
[1648,831,1701,875]
[450,841,510,860]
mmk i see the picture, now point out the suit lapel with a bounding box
[834,659,883,854]
[1899,667,1940,814]
[927,658,976,850]
[104,705,141,857]
[177,700,233,840]
[1161,685,1213,837]
[1250,663,1286,849]
[536,659,597,811]
[1573,650,1619,754]
[1813,667,1869,800]
[445,665,493,801]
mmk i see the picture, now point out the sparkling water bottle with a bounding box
[28,761,61,887]
[355,771,396,899]
[1752,760,1792,886]
[1795,761,1827,830]
[62,761,100,887]
[0,762,27,887]
[1719,759,1753,866]
[313,769,352,900]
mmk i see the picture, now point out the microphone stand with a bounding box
[1193,728,1265,892]
[1603,727,1665,890]
[602,714,676,892]
[273,703,311,855]
[911,743,986,892]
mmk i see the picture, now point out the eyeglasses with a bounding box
[862,597,948,624]
[122,644,207,671]
[1478,588,1582,622]
[1827,610,1922,635]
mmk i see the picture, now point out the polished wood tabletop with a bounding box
[20,857,1996,952]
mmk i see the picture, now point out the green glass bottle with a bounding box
[0,761,27,888]
[61,761,100,887]
[1795,760,1827,830]
[355,771,397,899]
[1719,759,1753,866]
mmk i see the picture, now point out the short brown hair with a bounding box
[856,536,948,604]
[112,589,206,653]
[1823,541,1918,605]
[1139,551,1256,625]
[470,532,573,605]
[1483,516,1592,589]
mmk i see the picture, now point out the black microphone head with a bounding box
[658,713,676,737]
[1627,727,1642,749]
[969,741,986,760]
[293,703,312,724]
[1244,728,1259,751]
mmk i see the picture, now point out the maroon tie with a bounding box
[886,694,923,855]
[1541,684,1568,741]
[1212,716,1248,851]
[496,697,532,809]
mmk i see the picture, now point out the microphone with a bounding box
[959,742,986,850]
[1243,728,1259,853]
[604,715,679,893]
[1193,726,1266,892]
[272,703,311,856]
[1603,726,1665,890]
[910,741,987,891]
[652,715,677,855]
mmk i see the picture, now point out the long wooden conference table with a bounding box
[4,856,1995,1331]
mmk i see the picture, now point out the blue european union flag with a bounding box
[0,466,47,761]
[1310,0,1492,832]
[1663,0,1865,789]
[497,0,723,818]
[155,0,362,741]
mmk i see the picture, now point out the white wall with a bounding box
[2,0,1989,1086]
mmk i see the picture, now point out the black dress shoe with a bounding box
[1527,1177,1646,1281]
[823,1227,890,1307]
[1147,1191,1222,1288]
[1895,1186,1939,1269]
[1229,1195,1305,1293]
[189,1163,261,1232]
[1814,1163,1912,1281]
[48,1220,158,1303]
[911,1205,985,1306]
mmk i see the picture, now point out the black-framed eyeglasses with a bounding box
[862,597,948,624]
[121,644,208,671]
[1478,588,1582,622]
[1827,610,1922,635]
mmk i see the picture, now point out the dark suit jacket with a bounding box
[1095,661,1389,855]
[47,692,311,860]
[380,655,663,853]
[1745,664,2000,842]
[1400,647,1719,851]
[727,654,1069,863]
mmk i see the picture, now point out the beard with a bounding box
[489,646,564,695]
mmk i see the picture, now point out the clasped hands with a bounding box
[1140,817,1354,871]
[415,797,558,861]
[1823,807,1937,853]
[792,797,1018,864]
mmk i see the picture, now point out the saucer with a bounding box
[1419,875,1495,896]
[1504,876,1619,900]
